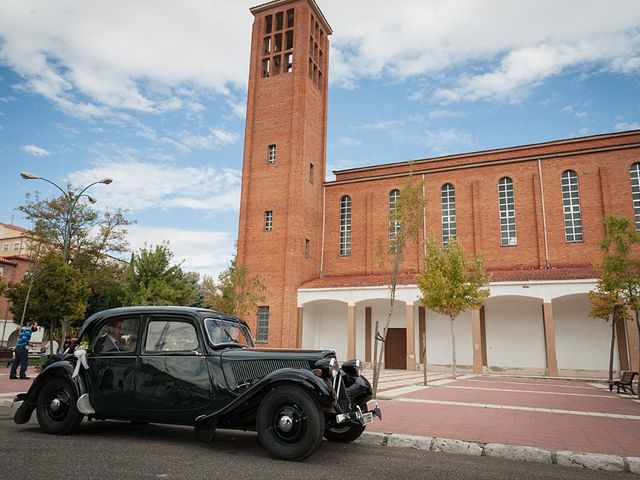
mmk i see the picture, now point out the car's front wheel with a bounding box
[36,377,83,435]
[256,385,324,461]
[324,423,366,443]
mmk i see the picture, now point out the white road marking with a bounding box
[443,385,613,398]
[396,398,640,420]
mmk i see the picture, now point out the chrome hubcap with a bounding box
[49,397,62,412]
[278,414,293,432]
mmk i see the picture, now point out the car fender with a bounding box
[344,374,374,408]
[13,359,89,425]
[195,368,336,424]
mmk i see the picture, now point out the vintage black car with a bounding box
[14,306,381,460]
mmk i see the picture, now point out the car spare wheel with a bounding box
[256,385,324,461]
[36,377,84,435]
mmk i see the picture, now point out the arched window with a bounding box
[388,189,400,252]
[561,170,583,242]
[339,195,351,256]
[498,177,517,246]
[630,163,640,230]
[441,183,456,244]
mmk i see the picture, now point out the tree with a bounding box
[417,237,489,379]
[19,191,131,263]
[590,214,640,391]
[589,286,629,383]
[6,251,90,346]
[202,252,265,317]
[372,175,424,394]
[124,243,200,306]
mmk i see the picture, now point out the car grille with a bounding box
[228,360,312,384]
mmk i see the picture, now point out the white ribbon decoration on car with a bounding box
[72,349,89,378]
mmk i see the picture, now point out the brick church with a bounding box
[237,0,640,377]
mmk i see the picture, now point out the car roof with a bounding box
[77,306,249,339]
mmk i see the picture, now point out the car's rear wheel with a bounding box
[36,376,83,435]
[324,423,366,443]
[256,385,324,461]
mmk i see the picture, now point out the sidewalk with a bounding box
[363,369,640,473]
[3,366,640,472]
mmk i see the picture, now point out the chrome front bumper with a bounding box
[335,402,382,426]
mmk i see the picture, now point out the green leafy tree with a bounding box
[124,243,200,306]
[13,191,133,338]
[590,214,640,390]
[6,251,90,347]
[372,175,424,394]
[417,237,489,379]
[202,253,265,318]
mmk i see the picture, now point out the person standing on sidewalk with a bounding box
[9,322,39,380]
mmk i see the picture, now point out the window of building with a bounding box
[268,144,276,164]
[441,183,456,244]
[305,239,310,259]
[13,242,20,250]
[339,195,351,256]
[498,177,517,246]
[389,189,401,252]
[257,306,270,343]
[630,163,640,230]
[2,243,8,251]
[561,170,583,242]
[264,211,273,232]
[309,163,314,184]
[265,15,273,34]
[286,8,294,28]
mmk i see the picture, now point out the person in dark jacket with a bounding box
[9,322,39,380]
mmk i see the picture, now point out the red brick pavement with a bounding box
[368,376,640,457]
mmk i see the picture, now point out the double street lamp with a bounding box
[19,171,113,263]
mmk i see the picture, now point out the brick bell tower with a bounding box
[237,0,331,347]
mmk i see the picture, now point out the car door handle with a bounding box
[190,350,202,356]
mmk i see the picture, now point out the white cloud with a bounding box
[0,0,638,117]
[67,161,242,214]
[20,144,50,156]
[424,128,473,155]
[126,225,235,279]
[323,0,640,102]
[0,0,255,118]
[180,128,239,150]
[337,137,362,148]
[615,122,640,131]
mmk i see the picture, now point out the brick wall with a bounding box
[322,133,640,277]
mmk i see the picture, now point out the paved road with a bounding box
[0,407,632,480]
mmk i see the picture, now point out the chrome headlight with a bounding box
[341,358,361,377]
[329,357,339,378]
[313,357,340,379]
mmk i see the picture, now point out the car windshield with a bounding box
[205,318,254,348]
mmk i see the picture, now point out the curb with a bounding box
[358,432,640,474]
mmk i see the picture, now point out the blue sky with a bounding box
[1,0,639,278]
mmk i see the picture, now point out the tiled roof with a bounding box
[0,223,30,234]
[299,265,598,289]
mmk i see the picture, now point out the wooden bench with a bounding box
[609,371,638,395]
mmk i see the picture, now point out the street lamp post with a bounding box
[20,171,112,263]
[17,172,113,345]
